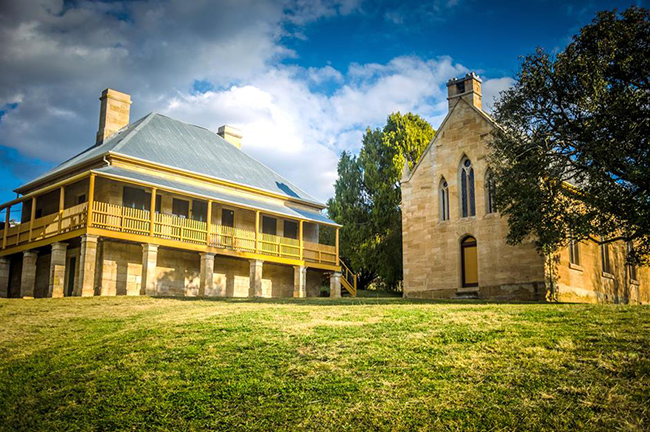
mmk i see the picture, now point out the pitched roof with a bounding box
[18,113,321,206]
[93,165,339,226]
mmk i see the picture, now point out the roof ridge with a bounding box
[109,112,157,154]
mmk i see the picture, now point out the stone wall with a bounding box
[262,263,294,298]
[99,241,142,296]
[34,252,51,298]
[156,248,200,296]
[554,240,650,304]
[402,97,546,300]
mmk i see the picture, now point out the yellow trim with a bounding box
[206,200,212,246]
[3,172,91,210]
[58,186,65,232]
[149,187,157,236]
[87,174,95,230]
[2,206,9,249]
[85,226,339,270]
[0,229,86,257]
[92,169,340,227]
[335,227,340,266]
[299,220,304,260]
[108,154,326,209]
[28,197,36,242]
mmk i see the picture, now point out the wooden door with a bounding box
[461,236,478,287]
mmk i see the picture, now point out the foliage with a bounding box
[1,297,649,431]
[327,112,434,289]
[489,6,650,263]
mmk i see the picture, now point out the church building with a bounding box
[401,73,649,304]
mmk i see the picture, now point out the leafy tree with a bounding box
[328,112,435,290]
[489,6,650,264]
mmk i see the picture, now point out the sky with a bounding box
[0,0,644,207]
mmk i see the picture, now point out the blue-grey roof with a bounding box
[19,113,322,206]
[91,165,338,226]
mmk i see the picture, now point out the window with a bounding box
[439,178,450,221]
[221,209,234,227]
[172,198,189,218]
[601,239,612,274]
[77,194,87,205]
[155,195,162,214]
[460,157,475,217]
[191,200,208,222]
[284,220,298,239]
[569,235,580,266]
[262,216,277,235]
[627,242,638,282]
[485,170,497,214]
[123,186,149,211]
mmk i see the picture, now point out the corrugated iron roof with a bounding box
[92,165,339,226]
[19,113,322,206]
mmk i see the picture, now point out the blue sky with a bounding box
[0,0,644,208]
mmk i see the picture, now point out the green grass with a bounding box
[0,297,648,431]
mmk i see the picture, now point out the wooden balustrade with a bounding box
[0,200,338,266]
[0,202,87,248]
[89,202,336,264]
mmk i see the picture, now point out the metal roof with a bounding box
[19,113,322,206]
[92,165,339,226]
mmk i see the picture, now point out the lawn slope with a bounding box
[0,297,648,431]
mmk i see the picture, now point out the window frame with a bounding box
[460,157,476,218]
[601,238,613,276]
[439,178,450,221]
[569,234,581,268]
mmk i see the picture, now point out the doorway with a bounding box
[461,236,478,288]
[66,257,76,296]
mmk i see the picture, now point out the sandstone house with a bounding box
[401,73,649,304]
[0,89,357,299]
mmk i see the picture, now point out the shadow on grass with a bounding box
[150,295,556,306]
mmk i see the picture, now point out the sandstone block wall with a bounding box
[402,99,546,300]
[555,240,650,304]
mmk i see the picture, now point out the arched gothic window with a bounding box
[485,170,497,214]
[460,157,475,217]
[439,178,449,221]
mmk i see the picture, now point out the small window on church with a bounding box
[601,238,612,274]
[439,179,449,221]
[627,242,638,282]
[460,157,475,218]
[569,235,580,266]
[456,81,465,93]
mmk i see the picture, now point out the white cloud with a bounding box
[482,77,515,112]
[0,0,513,203]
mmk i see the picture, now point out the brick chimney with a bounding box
[217,125,242,149]
[447,72,482,111]
[96,88,132,144]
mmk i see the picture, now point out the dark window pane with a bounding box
[77,194,86,205]
[155,195,162,213]
[191,200,208,222]
[172,198,189,218]
[262,216,277,235]
[284,220,298,239]
[469,167,475,216]
[123,187,149,211]
[221,209,234,227]
[461,172,468,217]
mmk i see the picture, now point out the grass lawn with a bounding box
[0,297,648,431]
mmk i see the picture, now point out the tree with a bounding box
[489,6,650,264]
[328,112,435,290]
